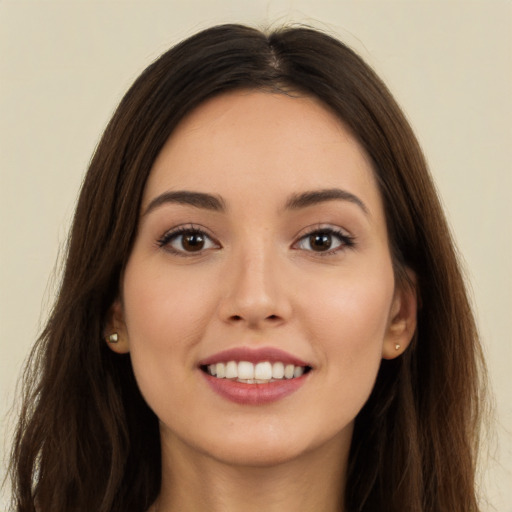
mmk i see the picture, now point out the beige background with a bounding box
[1,1,510,510]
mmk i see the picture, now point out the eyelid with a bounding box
[292,224,356,254]
[156,224,221,256]
[293,223,353,241]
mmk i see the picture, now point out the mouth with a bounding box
[198,347,312,404]
[200,360,312,384]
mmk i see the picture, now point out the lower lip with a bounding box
[201,372,308,405]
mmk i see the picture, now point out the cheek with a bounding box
[120,260,218,405]
[123,260,215,349]
[307,263,393,337]
[301,262,395,391]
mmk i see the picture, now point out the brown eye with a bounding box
[181,232,205,251]
[308,233,332,251]
[158,227,219,255]
[294,228,354,255]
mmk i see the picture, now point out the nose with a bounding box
[217,246,292,329]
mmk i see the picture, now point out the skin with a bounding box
[108,91,417,512]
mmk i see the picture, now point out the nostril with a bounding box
[228,314,280,323]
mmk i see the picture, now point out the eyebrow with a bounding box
[285,188,369,215]
[143,190,225,216]
[143,187,368,217]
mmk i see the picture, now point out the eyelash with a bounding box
[156,225,356,257]
[293,226,356,256]
[156,225,220,257]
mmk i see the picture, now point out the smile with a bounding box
[202,360,311,384]
[199,347,312,405]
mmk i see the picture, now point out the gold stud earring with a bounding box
[107,333,119,344]
[395,344,401,351]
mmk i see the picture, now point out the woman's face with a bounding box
[110,91,415,467]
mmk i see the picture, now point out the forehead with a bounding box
[144,90,381,215]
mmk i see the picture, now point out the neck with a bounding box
[155,428,351,512]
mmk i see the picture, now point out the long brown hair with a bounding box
[10,24,486,511]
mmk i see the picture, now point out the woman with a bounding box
[10,24,486,511]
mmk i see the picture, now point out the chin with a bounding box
[207,440,307,468]
[194,420,351,469]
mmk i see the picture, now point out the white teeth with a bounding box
[206,360,308,382]
[216,362,226,378]
[293,366,304,378]
[238,361,254,380]
[225,361,237,379]
[272,362,284,379]
[284,364,295,379]
[254,362,272,380]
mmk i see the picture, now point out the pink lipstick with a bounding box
[198,347,312,405]
[199,346,309,367]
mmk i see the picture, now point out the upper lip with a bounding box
[198,347,310,367]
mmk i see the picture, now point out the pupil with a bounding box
[310,233,331,251]
[183,233,204,251]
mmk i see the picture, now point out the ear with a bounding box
[382,271,418,360]
[104,298,130,354]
